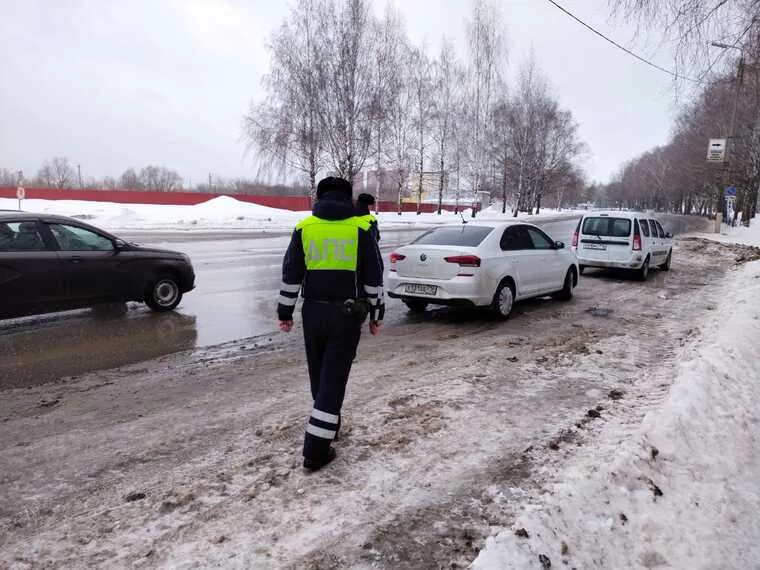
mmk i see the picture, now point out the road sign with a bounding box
[725,185,737,197]
[707,138,727,162]
[16,186,25,200]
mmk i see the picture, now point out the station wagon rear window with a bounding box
[582,217,631,238]
[412,225,494,247]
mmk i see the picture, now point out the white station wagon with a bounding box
[572,211,674,280]
[386,222,579,319]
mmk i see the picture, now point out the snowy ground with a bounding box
[5,229,760,569]
[472,236,760,569]
[0,196,578,234]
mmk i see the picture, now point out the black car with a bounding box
[0,211,195,319]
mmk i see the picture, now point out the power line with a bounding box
[545,0,703,84]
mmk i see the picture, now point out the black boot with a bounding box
[303,447,336,471]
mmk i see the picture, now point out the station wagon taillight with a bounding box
[632,228,642,251]
[571,219,581,247]
[444,255,481,267]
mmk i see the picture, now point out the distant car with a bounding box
[571,211,673,280]
[0,211,195,320]
[386,222,579,319]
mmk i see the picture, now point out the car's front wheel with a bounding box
[491,280,515,320]
[403,299,428,313]
[144,275,183,312]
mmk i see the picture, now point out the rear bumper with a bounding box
[576,252,645,270]
[385,273,492,307]
[387,292,477,308]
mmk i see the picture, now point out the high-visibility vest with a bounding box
[357,213,377,226]
[296,215,371,271]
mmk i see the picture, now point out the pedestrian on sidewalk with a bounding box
[277,176,385,471]
[355,193,380,242]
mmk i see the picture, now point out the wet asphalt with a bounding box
[0,215,709,388]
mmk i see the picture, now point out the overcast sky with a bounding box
[0,0,691,187]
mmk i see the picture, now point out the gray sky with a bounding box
[0,0,688,187]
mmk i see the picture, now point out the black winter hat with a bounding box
[356,193,375,205]
[316,176,352,199]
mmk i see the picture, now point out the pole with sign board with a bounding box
[16,187,25,211]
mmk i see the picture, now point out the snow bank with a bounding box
[470,259,760,569]
[697,221,760,248]
[0,196,303,232]
[2,196,580,233]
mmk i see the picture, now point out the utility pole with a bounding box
[209,172,212,193]
[711,41,746,228]
[77,164,83,189]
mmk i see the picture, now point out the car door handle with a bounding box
[68,256,82,264]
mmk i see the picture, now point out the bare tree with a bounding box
[368,5,405,208]
[36,157,75,189]
[384,40,415,214]
[120,168,142,190]
[0,168,21,187]
[609,0,758,78]
[315,0,377,183]
[244,0,326,198]
[465,0,506,216]
[410,46,434,214]
[139,166,183,192]
[431,40,464,214]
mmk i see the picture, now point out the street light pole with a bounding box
[710,41,745,227]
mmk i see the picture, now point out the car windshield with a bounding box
[411,225,494,247]
[582,217,631,238]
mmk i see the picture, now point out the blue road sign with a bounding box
[725,185,737,197]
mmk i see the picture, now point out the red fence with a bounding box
[0,187,469,213]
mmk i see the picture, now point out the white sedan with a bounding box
[386,222,579,319]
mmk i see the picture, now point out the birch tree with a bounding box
[244,0,326,197]
[465,0,506,216]
[315,0,376,183]
[410,47,434,214]
[431,40,463,214]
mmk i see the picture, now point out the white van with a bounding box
[571,211,673,280]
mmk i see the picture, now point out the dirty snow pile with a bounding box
[471,258,760,569]
[0,196,304,232]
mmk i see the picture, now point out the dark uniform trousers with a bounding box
[302,299,363,460]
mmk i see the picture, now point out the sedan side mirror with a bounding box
[114,238,128,250]
[665,232,673,239]
[554,240,565,249]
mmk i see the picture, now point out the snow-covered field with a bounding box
[0,196,578,233]
[472,232,760,569]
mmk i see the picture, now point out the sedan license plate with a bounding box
[583,243,607,250]
[404,283,437,296]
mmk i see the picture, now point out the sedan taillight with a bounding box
[444,255,481,267]
[389,252,405,272]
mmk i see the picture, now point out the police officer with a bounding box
[355,193,380,242]
[278,177,385,471]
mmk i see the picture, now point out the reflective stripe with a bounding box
[367,297,378,306]
[311,409,340,424]
[281,283,301,293]
[306,424,336,440]
[364,285,379,295]
[277,295,298,306]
